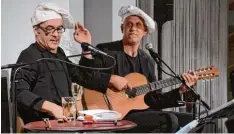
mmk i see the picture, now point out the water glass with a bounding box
[62,97,76,121]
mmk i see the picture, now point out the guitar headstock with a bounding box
[194,66,220,80]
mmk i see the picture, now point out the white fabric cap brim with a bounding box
[118,5,155,33]
[31,2,75,29]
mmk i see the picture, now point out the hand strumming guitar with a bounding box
[109,75,133,91]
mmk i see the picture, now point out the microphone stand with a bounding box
[1,52,92,133]
[151,52,210,119]
[66,52,92,58]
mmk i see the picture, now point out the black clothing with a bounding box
[230,71,234,98]
[226,114,234,133]
[79,40,184,132]
[122,53,141,75]
[120,109,179,133]
[12,42,98,124]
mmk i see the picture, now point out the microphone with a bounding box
[145,42,156,53]
[81,43,108,56]
[145,43,160,64]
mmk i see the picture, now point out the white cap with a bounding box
[118,5,155,33]
[31,2,75,29]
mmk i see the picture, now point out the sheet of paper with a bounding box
[78,109,121,121]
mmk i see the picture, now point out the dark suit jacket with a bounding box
[79,40,182,110]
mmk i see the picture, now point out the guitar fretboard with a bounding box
[125,76,182,97]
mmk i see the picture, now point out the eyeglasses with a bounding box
[37,25,65,34]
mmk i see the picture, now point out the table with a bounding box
[24,120,137,133]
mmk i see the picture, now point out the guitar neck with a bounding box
[149,76,182,91]
[124,66,220,97]
[125,76,182,97]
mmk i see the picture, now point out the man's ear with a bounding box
[143,28,148,36]
[120,24,123,33]
[33,27,40,35]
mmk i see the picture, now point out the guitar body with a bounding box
[83,73,149,119]
[81,66,220,119]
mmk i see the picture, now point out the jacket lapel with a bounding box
[138,50,149,78]
[113,41,126,76]
[115,51,125,76]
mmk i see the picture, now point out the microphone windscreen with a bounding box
[145,43,153,50]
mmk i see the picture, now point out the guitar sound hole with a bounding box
[125,89,136,98]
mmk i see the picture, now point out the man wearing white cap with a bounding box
[13,2,95,124]
[78,5,198,132]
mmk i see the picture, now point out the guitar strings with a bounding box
[84,84,150,107]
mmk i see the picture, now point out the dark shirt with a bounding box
[123,53,141,75]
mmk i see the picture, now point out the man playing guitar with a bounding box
[75,5,198,133]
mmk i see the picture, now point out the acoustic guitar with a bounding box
[81,66,219,119]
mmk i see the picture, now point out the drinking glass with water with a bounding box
[62,97,76,121]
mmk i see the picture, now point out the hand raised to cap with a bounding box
[73,22,92,44]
